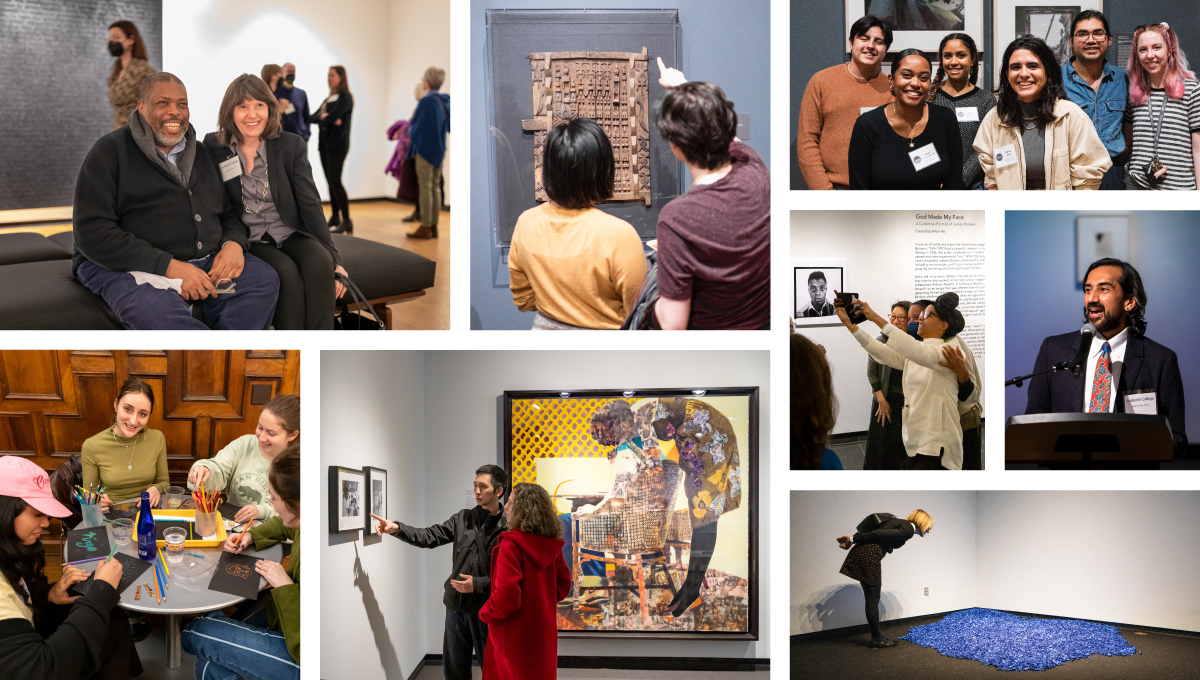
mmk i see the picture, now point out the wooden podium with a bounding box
[1005,413,1174,464]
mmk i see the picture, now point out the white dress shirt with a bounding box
[1083,327,1129,413]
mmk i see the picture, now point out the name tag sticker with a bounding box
[218,156,242,182]
[860,106,879,115]
[909,143,941,171]
[1124,391,1158,415]
[995,143,1018,168]
[956,106,979,122]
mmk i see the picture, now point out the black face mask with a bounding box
[107,41,124,57]
[285,74,295,84]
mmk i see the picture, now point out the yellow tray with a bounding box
[145,509,228,548]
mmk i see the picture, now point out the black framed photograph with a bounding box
[329,466,365,533]
[994,1,1101,81]
[503,387,759,639]
[846,0,982,52]
[363,466,387,532]
[793,261,845,326]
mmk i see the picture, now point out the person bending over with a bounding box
[837,510,933,647]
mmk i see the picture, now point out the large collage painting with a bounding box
[504,389,758,639]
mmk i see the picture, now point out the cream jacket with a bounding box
[973,99,1112,190]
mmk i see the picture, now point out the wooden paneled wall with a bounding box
[0,350,300,481]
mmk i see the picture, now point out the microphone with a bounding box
[1069,324,1098,376]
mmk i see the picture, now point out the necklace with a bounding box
[241,148,270,215]
[111,428,144,471]
[892,103,921,148]
[1021,116,1039,130]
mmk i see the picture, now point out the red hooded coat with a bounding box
[478,529,571,680]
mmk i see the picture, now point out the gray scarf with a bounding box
[127,109,196,186]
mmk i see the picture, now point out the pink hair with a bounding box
[1128,24,1195,105]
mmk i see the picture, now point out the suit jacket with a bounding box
[1025,330,1187,457]
[201,131,341,266]
[310,92,353,154]
[852,517,914,555]
[275,84,310,141]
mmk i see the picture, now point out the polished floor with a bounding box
[413,666,770,679]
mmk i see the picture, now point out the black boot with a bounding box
[328,212,341,228]
[330,219,353,234]
[402,210,420,222]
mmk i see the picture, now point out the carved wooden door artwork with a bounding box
[0,350,299,480]
[523,47,652,206]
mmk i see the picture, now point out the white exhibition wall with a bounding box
[790,211,986,435]
[791,491,1200,637]
[164,0,450,205]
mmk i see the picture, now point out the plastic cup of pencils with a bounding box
[163,527,187,564]
[195,510,220,539]
[80,501,104,528]
[166,486,186,509]
[111,518,134,545]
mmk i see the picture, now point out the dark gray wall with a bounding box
[0,0,162,210]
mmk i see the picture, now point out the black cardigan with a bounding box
[72,125,247,276]
[202,132,341,266]
[853,517,915,555]
[0,579,119,680]
[310,93,353,154]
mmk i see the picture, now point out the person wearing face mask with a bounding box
[1061,11,1130,190]
[80,378,168,510]
[929,33,995,190]
[798,15,895,190]
[864,301,911,470]
[105,20,156,130]
[1122,23,1200,191]
[203,74,349,330]
[186,394,299,524]
[73,72,281,329]
[276,63,311,141]
[849,49,963,190]
[974,36,1110,190]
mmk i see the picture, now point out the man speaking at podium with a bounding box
[1025,258,1186,458]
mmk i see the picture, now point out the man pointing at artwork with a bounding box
[371,465,508,680]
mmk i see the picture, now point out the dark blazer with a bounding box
[310,92,353,154]
[201,131,341,266]
[1025,330,1187,457]
[852,517,914,555]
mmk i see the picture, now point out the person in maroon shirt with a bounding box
[653,58,771,330]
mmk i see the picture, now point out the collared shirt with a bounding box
[1062,58,1128,157]
[1083,327,1129,413]
[229,137,295,247]
[800,300,835,317]
[163,138,186,168]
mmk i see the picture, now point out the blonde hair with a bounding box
[506,483,561,538]
[907,509,933,534]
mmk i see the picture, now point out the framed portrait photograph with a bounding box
[994,1,1101,82]
[329,466,365,533]
[846,0,984,52]
[1075,214,1129,283]
[504,388,759,639]
[793,261,846,327]
[364,466,387,532]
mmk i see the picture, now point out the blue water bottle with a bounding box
[137,491,156,561]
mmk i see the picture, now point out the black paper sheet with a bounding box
[155,520,196,541]
[68,553,151,597]
[64,527,111,564]
[208,551,262,600]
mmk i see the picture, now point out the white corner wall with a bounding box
[790,491,978,635]
[388,0,451,204]
[320,351,428,680]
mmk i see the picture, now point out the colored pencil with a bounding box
[157,547,171,577]
[153,564,165,602]
[236,521,252,550]
[105,543,118,563]
[63,556,106,566]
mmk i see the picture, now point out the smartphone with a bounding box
[836,292,867,324]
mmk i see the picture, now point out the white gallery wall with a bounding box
[790,211,986,435]
[790,491,978,635]
[163,0,450,205]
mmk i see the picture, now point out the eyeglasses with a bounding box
[1073,30,1108,39]
[888,315,908,322]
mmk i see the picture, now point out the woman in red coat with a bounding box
[479,483,571,680]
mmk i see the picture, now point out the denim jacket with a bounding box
[1062,59,1128,158]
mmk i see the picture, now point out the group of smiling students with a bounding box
[800,12,1200,190]
[0,378,302,680]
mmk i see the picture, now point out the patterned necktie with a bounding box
[1087,342,1112,413]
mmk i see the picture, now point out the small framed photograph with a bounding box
[1075,214,1128,284]
[329,466,365,533]
[793,261,846,327]
[846,0,983,53]
[363,466,387,532]
[994,1,1102,82]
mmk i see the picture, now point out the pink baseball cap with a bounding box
[0,456,71,518]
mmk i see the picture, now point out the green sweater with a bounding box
[187,434,275,520]
[80,427,169,502]
[251,516,300,663]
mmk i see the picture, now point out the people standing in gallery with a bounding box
[371,466,508,680]
[929,33,995,190]
[790,333,844,470]
[479,483,570,680]
[182,446,301,680]
[0,455,141,679]
[507,118,647,330]
[1123,23,1200,191]
[105,20,156,130]
[848,49,963,190]
[405,66,451,239]
[80,378,168,509]
[1060,11,1130,190]
[837,510,933,647]
[278,63,311,141]
[186,394,299,523]
[1024,257,1187,459]
[312,66,354,233]
[864,301,911,470]
[797,15,894,189]
[973,36,1110,190]
[652,59,769,330]
[204,73,349,329]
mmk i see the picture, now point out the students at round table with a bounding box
[81,377,168,510]
[187,394,299,524]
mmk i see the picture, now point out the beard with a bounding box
[151,119,186,148]
[1083,304,1124,334]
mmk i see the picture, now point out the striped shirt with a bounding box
[1124,79,1200,190]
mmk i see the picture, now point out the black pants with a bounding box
[862,583,883,640]
[670,522,718,614]
[38,603,142,680]
[320,147,350,222]
[249,236,336,329]
[909,450,948,470]
[443,606,487,680]
[962,426,982,470]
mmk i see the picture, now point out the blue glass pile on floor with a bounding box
[899,608,1138,671]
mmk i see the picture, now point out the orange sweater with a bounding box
[797,63,893,189]
[508,203,647,329]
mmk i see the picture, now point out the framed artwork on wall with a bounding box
[329,466,365,533]
[364,467,387,532]
[846,0,984,53]
[792,260,846,327]
[504,388,759,639]
[994,1,1102,82]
